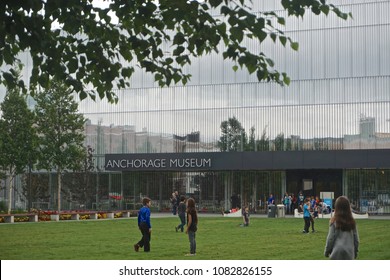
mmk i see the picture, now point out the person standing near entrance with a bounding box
[134,197,152,252]
[324,196,359,260]
[267,194,275,205]
[291,194,297,213]
[283,192,290,214]
[231,193,239,209]
[298,191,305,206]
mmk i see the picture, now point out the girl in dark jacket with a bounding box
[185,197,198,256]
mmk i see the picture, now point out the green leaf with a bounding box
[270,33,277,42]
[257,30,267,43]
[282,73,290,85]
[155,73,163,81]
[173,73,181,84]
[265,58,274,67]
[3,46,15,65]
[209,0,223,7]
[2,72,15,87]
[225,46,238,59]
[79,91,87,100]
[220,6,231,16]
[121,67,134,78]
[290,41,299,51]
[230,27,243,42]
[173,46,185,56]
[173,33,186,45]
[311,6,321,15]
[80,56,86,66]
[38,75,49,88]
[320,5,330,15]
[256,69,267,81]
[165,58,174,65]
[277,17,286,25]
[68,58,78,73]
[176,55,190,66]
[280,36,287,46]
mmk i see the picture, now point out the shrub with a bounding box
[0,201,7,212]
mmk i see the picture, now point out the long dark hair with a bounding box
[331,196,356,231]
[186,197,198,224]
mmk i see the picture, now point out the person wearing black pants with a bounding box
[134,197,152,252]
[176,196,187,232]
[303,198,311,234]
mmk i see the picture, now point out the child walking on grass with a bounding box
[175,196,186,232]
[242,206,250,226]
[134,197,152,252]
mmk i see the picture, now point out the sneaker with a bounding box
[302,230,308,234]
[185,253,196,256]
[133,244,140,252]
[312,230,316,233]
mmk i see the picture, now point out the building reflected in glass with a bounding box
[1,0,390,214]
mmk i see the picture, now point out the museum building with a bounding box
[1,0,390,214]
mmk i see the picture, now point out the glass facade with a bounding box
[1,0,390,214]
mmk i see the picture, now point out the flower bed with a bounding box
[14,216,30,222]
[0,213,38,223]
[0,209,138,223]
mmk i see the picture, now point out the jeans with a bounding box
[188,230,196,254]
[177,214,186,232]
[172,205,177,215]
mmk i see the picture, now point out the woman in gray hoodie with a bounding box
[324,196,359,260]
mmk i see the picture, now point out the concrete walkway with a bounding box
[151,212,390,219]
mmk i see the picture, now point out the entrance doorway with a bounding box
[286,169,342,199]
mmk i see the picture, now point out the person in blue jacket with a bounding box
[134,197,152,252]
[267,194,275,205]
[302,198,311,233]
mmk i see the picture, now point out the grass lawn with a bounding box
[1,216,389,260]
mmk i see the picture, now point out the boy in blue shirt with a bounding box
[267,194,275,205]
[303,198,311,234]
[134,197,152,252]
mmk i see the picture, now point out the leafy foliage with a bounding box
[0,0,351,103]
[218,116,247,151]
[62,146,97,208]
[34,80,86,172]
[0,75,37,213]
[34,80,86,211]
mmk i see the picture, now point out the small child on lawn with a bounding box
[134,197,152,252]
